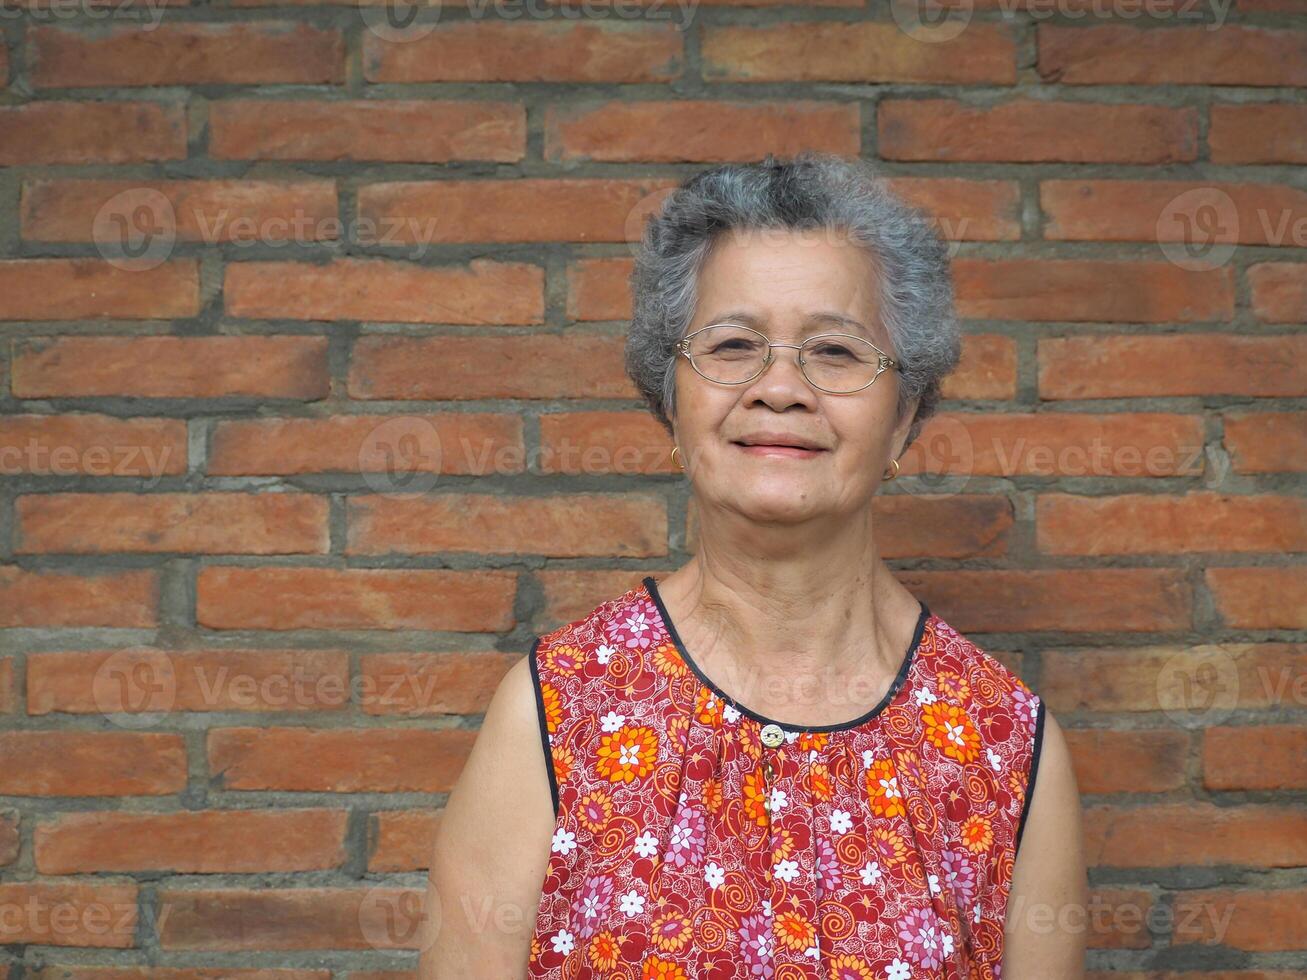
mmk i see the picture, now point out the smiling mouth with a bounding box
[731,441,827,455]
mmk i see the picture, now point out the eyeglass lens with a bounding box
[684,324,883,393]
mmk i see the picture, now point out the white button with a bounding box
[760,723,785,748]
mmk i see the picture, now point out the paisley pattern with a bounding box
[528,576,1045,980]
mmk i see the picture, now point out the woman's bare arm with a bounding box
[417,655,557,979]
[1002,706,1089,978]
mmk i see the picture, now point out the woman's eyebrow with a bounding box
[706,310,873,336]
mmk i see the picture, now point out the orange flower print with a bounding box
[694,686,725,725]
[797,731,830,752]
[865,758,905,818]
[588,930,621,970]
[544,643,585,673]
[743,766,769,825]
[871,825,909,867]
[577,789,614,833]
[829,953,876,979]
[702,775,723,814]
[923,701,982,764]
[651,642,687,678]
[1007,767,1027,800]
[595,726,659,784]
[774,910,816,952]
[961,814,994,854]
[769,826,797,867]
[936,668,971,703]
[642,954,689,979]
[540,682,562,734]
[650,911,692,952]
[552,742,575,788]
[808,762,833,801]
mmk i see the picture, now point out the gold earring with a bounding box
[882,458,900,481]
[671,446,684,471]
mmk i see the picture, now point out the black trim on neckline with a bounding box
[527,634,561,819]
[1014,697,1047,859]
[641,574,930,734]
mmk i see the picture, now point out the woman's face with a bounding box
[671,227,918,526]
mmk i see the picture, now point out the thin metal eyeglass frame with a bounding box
[675,323,903,394]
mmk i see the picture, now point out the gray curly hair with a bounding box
[624,151,961,456]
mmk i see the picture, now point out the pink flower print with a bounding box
[610,601,658,652]
[664,803,706,868]
[941,847,978,907]
[897,905,945,969]
[570,874,615,939]
[814,836,842,897]
[1012,686,1038,732]
[737,912,775,978]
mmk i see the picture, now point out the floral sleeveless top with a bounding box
[527,576,1046,980]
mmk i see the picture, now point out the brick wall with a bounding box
[1,0,1305,975]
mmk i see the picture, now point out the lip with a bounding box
[732,432,827,452]
[732,440,827,459]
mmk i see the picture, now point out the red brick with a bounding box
[0,102,186,165]
[1086,803,1307,868]
[30,970,327,979]
[544,100,859,162]
[1172,888,1307,950]
[209,414,524,477]
[955,259,1233,322]
[1041,179,1307,245]
[939,335,1019,400]
[224,258,543,325]
[1078,888,1155,950]
[1038,24,1307,87]
[1065,728,1189,794]
[1204,726,1307,791]
[210,99,524,162]
[27,648,352,715]
[1040,334,1306,398]
[1207,567,1307,630]
[208,728,477,793]
[197,566,516,632]
[0,567,158,628]
[1248,262,1307,323]
[30,23,344,87]
[0,731,186,796]
[0,883,137,946]
[1211,103,1307,164]
[365,22,682,83]
[900,411,1204,479]
[886,176,1024,242]
[0,259,199,321]
[35,810,347,874]
[539,411,676,475]
[359,652,517,716]
[0,811,17,865]
[879,99,1197,164]
[1042,643,1307,713]
[897,568,1192,633]
[348,334,632,400]
[13,336,330,399]
[20,179,337,244]
[1037,492,1307,555]
[356,177,677,244]
[346,493,668,558]
[535,569,663,628]
[1222,411,1307,473]
[0,415,188,478]
[368,810,440,872]
[703,22,1016,84]
[0,659,13,714]
[16,493,329,555]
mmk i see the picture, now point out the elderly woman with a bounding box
[421,152,1087,979]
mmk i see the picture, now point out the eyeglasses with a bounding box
[676,323,902,394]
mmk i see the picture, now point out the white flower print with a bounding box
[762,898,773,918]
[551,929,574,955]
[769,787,788,813]
[987,746,1003,772]
[942,930,955,957]
[928,872,941,895]
[974,902,982,924]
[551,828,576,854]
[704,862,725,888]
[784,730,799,743]
[885,959,912,980]
[595,644,614,665]
[774,858,799,882]
[633,832,659,858]
[805,945,819,958]
[830,809,853,834]
[914,686,938,705]
[600,710,626,732]
[862,749,876,769]
[722,703,741,723]
[619,888,645,918]
[860,861,883,886]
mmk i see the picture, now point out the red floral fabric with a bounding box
[528,576,1045,980]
